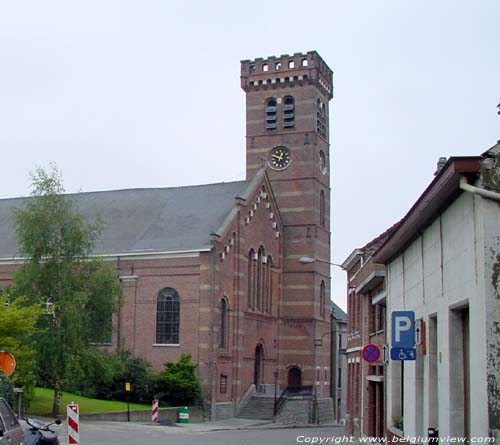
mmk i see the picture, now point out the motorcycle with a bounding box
[23,418,62,445]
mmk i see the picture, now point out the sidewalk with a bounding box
[172,417,342,432]
[29,416,343,445]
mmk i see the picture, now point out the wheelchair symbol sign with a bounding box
[390,347,416,361]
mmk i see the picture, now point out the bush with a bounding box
[63,349,158,405]
[157,354,201,406]
[0,374,15,406]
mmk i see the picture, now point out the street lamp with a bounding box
[298,256,345,269]
[298,256,345,423]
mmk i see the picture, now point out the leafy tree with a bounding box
[0,291,42,405]
[12,165,122,415]
[158,354,201,406]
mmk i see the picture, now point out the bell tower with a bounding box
[241,51,334,393]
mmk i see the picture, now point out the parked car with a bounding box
[0,397,24,445]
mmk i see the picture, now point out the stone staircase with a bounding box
[236,395,275,420]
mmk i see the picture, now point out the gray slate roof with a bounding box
[0,181,248,259]
[331,302,347,321]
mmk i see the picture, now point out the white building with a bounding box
[374,143,500,440]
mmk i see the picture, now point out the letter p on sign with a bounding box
[391,311,415,348]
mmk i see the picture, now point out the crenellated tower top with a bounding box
[241,50,333,100]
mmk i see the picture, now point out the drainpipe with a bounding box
[459,176,500,201]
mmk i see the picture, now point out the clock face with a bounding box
[319,150,327,175]
[269,146,291,171]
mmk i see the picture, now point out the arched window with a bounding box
[320,280,326,319]
[265,98,277,130]
[248,249,255,309]
[219,298,228,349]
[320,190,326,227]
[256,246,265,311]
[317,98,327,139]
[156,288,180,344]
[283,96,294,128]
[266,256,273,313]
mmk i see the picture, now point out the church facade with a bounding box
[0,51,334,418]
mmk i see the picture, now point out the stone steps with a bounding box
[237,396,275,420]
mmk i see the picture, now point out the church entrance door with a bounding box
[254,344,264,391]
[287,366,302,389]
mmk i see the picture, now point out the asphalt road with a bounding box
[57,421,345,445]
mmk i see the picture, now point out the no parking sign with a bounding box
[362,344,381,363]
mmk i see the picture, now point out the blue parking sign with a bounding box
[391,311,415,348]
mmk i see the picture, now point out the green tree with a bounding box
[0,292,42,404]
[158,354,201,406]
[12,165,122,415]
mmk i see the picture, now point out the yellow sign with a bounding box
[125,382,131,392]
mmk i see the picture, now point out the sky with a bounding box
[0,0,499,310]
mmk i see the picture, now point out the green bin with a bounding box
[178,406,189,423]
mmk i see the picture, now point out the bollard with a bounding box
[152,399,159,423]
[67,402,80,444]
[428,428,439,443]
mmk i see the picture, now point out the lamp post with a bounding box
[298,256,345,424]
[273,369,279,416]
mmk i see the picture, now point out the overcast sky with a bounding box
[1,1,499,310]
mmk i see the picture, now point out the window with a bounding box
[301,58,308,67]
[265,98,277,130]
[248,249,255,309]
[320,190,326,227]
[317,98,327,139]
[262,63,269,72]
[288,60,295,69]
[220,374,228,393]
[156,288,180,344]
[275,62,282,70]
[256,246,265,311]
[320,280,326,319]
[283,96,294,128]
[249,65,256,74]
[219,298,228,349]
[266,255,272,313]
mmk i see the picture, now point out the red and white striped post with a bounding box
[152,399,159,423]
[67,402,79,444]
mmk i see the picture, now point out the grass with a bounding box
[28,388,151,416]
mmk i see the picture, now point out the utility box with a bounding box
[178,407,189,424]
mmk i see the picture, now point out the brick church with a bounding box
[0,51,334,419]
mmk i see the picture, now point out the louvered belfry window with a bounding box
[265,98,277,130]
[283,96,295,128]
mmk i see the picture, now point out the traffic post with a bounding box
[152,399,159,423]
[67,402,79,444]
[125,382,131,422]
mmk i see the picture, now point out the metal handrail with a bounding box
[273,385,314,416]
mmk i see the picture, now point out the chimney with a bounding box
[434,157,447,176]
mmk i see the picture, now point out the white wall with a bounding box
[387,191,494,437]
